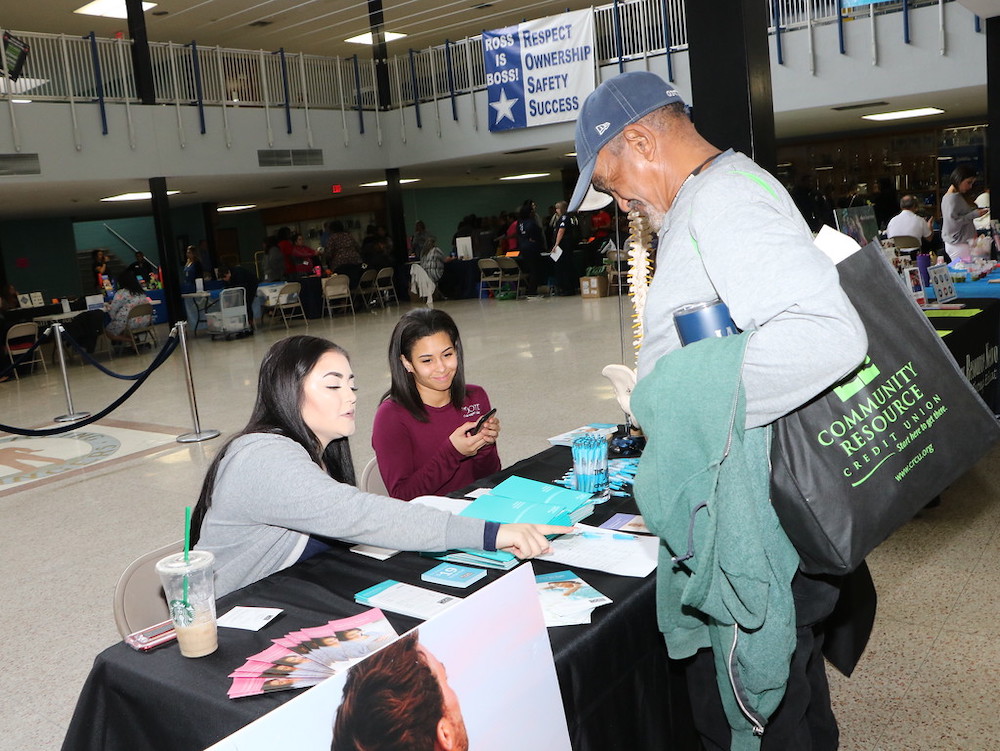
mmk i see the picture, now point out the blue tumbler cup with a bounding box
[673,300,738,345]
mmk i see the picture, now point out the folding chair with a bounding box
[265,282,308,330]
[354,269,382,311]
[125,303,158,355]
[374,267,399,306]
[497,257,526,298]
[322,274,356,318]
[113,540,183,638]
[478,258,502,297]
[4,322,46,379]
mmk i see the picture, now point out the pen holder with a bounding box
[572,434,610,501]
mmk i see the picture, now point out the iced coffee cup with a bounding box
[155,550,219,658]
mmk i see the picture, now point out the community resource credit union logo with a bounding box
[0,432,121,485]
[817,356,945,487]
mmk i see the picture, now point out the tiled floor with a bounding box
[2,294,998,750]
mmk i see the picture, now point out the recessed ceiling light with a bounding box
[100,190,179,202]
[217,204,256,212]
[861,107,944,122]
[360,178,420,187]
[346,31,406,45]
[499,173,551,181]
[814,166,834,171]
[564,152,577,158]
[75,0,156,19]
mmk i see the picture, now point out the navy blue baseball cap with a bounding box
[568,72,686,212]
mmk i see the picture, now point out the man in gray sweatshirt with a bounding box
[568,72,868,750]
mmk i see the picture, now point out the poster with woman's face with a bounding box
[207,565,571,751]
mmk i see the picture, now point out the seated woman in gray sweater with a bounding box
[191,335,566,597]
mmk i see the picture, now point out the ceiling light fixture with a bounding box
[360,178,420,187]
[75,0,156,19]
[217,204,256,212]
[861,107,944,122]
[100,190,179,202]
[499,173,550,181]
[345,31,406,45]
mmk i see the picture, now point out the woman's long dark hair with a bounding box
[116,270,145,296]
[950,165,979,193]
[381,309,466,422]
[190,336,356,544]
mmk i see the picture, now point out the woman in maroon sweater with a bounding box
[373,309,500,500]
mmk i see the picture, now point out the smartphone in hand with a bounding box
[466,408,497,436]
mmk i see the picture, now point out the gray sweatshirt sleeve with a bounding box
[199,433,486,595]
[689,178,868,428]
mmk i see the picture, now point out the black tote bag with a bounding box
[771,241,1000,575]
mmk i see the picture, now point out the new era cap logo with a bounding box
[595,122,611,135]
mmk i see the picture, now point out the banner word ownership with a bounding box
[482,9,595,132]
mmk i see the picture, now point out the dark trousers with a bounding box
[683,572,841,751]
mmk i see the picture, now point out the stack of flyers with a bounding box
[535,570,612,627]
[553,456,640,499]
[227,609,397,699]
[355,580,462,620]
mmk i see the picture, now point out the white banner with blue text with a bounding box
[483,9,595,133]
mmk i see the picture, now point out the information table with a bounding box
[62,446,698,751]
[925,297,1000,412]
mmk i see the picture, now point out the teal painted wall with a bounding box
[74,216,160,267]
[0,217,78,300]
[401,181,564,250]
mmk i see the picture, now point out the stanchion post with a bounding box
[175,320,221,443]
[52,323,91,423]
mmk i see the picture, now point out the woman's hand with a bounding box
[449,416,500,457]
[496,523,574,558]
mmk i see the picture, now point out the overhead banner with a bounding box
[483,9,595,132]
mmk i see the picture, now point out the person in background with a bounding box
[548,200,581,295]
[569,71,869,750]
[410,220,431,259]
[183,245,204,285]
[219,263,260,331]
[191,335,562,597]
[332,632,469,751]
[290,234,317,277]
[372,309,499,500]
[124,251,158,287]
[325,221,364,288]
[104,271,152,343]
[264,235,284,282]
[277,227,295,277]
[0,283,20,312]
[885,195,933,258]
[942,165,988,262]
[515,200,545,295]
[361,225,393,270]
[91,250,109,289]
[974,187,991,231]
[419,236,449,286]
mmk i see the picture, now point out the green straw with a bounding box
[184,506,192,562]
[182,506,192,606]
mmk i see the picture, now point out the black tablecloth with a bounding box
[439,259,482,299]
[929,297,1000,412]
[62,447,698,751]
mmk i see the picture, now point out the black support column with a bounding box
[125,0,156,104]
[385,168,407,265]
[684,0,776,174]
[368,0,392,110]
[149,177,183,325]
[987,16,1000,190]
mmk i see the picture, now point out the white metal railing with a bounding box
[0,0,962,115]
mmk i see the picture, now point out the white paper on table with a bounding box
[542,524,659,577]
[217,606,284,631]
[411,495,472,513]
